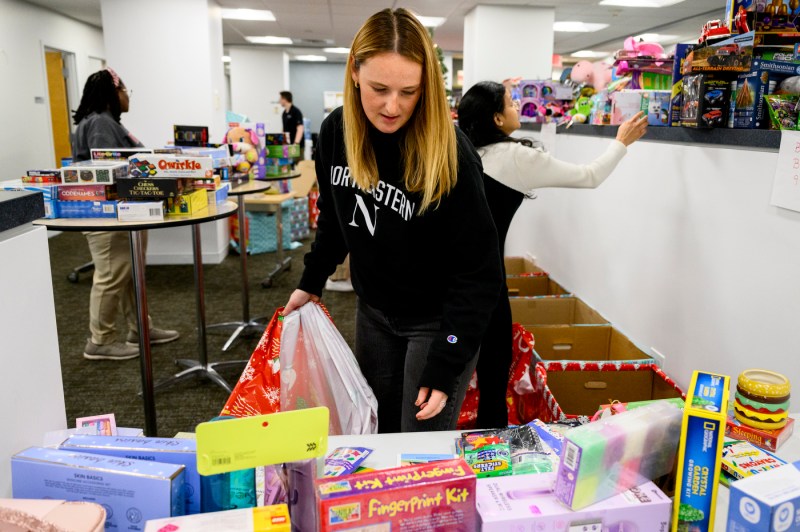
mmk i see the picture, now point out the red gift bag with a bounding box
[220,308,283,417]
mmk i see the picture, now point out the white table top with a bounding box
[329,416,800,532]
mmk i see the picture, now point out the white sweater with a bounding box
[477,139,628,194]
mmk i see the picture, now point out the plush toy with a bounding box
[570,60,614,91]
[568,96,595,124]
[225,126,260,177]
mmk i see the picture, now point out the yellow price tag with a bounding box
[196,408,329,476]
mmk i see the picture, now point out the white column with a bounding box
[228,46,289,133]
[463,5,555,92]
[100,0,226,145]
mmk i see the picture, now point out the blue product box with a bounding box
[209,181,230,204]
[734,59,800,128]
[179,146,231,169]
[12,447,185,531]
[0,180,58,218]
[60,435,200,515]
[55,200,117,218]
[670,44,693,126]
[728,460,800,531]
[643,90,672,126]
[671,371,730,532]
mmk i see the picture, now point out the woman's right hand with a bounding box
[282,289,319,316]
[615,111,649,147]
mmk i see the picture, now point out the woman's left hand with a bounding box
[415,387,449,420]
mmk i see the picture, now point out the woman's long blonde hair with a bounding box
[343,8,457,214]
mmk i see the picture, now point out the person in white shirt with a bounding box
[457,80,648,428]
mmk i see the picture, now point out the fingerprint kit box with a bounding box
[145,504,290,531]
[59,435,201,515]
[726,414,795,452]
[166,188,209,216]
[671,371,730,532]
[720,440,787,481]
[316,458,476,531]
[11,447,185,531]
[727,460,800,532]
[681,73,733,128]
[56,184,117,202]
[116,177,191,200]
[56,200,117,219]
[477,473,671,532]
[91,148,154,161]
[734,59,800,128]
[0,180,58,218]
[60,161,129,185]
[117,200,165,222]
[553,401,682,510]
[128,153,213,179]
[23,169,61,183]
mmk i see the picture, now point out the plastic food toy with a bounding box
[225,126,260,177]
[570,60,613,91]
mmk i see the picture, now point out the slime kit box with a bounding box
[12,447,185,531]
[59,434,201,515]
[128,153,213,179]
[60,160,129,185]
[727,460,800,532]
[671,371,730,532]
[316,458,476,531]
[477,473,671,532]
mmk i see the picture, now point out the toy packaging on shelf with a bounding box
[56,200,117,219]
[91,148,154,161]
[670,44,694,126]
[477,473,671,531]
[765,94,800,130]
[59,435,201,515]
[458,425,556,477]
[23,169,61,183]
[727,460,800,531]
[553,400,682,510]
[166,188,209,216]
[56,184,116,202]
[316,459,476,531]
[611,91,644,125]
[129,154,213,179]
[115,177,190,200]
[720,440,787,481]
[12,447,185,530]
[681,73,733,128]
[144,504,290,531]
[686,31,754,73]
[734,59,800,128]
[726,0,800,34]
[590,91,612,125]
[60,161,129,185]
[726,414,795,453]
[518,80,574,100]
[117,201,165,222]
[672,371,731,532]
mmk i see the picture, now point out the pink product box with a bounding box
[477,473,671,532]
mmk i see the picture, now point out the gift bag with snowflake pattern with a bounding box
[220,309,283,417]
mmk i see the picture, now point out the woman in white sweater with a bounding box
[457,80,648,428]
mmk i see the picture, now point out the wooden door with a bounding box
[45,50,72,165]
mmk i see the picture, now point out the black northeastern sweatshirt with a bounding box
[299,107,503,395]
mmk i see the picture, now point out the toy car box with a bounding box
[681,73,733,128]
[59,435,201,515]
[12,447,185,531]
[316,458,476,531]
[671,371,730,532]
[56,184,116,202]
[727,460,800,531]
[128,154,213,179]
[734,59,800,128]
[60,161,129,185]
[686,31,754,74]
[477,473,671,532]
[145,504,290,531]
[116,177,191,200]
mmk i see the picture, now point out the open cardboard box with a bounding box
[503,256,546,276]
[510,296,607,326]
[530,325,650,361]
[506,276,569,297]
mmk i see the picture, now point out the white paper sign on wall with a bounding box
[770,130,800,212]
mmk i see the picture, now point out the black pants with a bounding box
[476,286,512,429]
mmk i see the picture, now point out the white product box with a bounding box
[727,460,800,531]
[128,153,213,178]
[117,200,165,222]
[60,161,129,185]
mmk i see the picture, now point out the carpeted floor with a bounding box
[47,229,356,437]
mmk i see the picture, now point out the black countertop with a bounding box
[0,190,45,234]
[520,123,781,151]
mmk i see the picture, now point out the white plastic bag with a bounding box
[280,302,379,435]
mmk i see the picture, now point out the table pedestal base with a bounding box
[153,358,246,394]
[208,318,269,351]
[261,257,291,288]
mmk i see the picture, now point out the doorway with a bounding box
[44,48,75,166]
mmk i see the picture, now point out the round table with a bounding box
[35,200,238,437]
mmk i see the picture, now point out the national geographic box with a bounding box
[12,447,185,531]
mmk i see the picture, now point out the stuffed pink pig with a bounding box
[570,60,613,91]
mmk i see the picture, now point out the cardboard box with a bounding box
[510,296,608,327]
[24,169,61,183]
[530,325,651,362]
[145,504,290,531]
[264,144,301,158]
[166,188,209,216]
[56,200,117,218]
[672,371,730,532]
[734,59,800,128]
[506,275,569,297]
[12,447,185,530]
[727,460,800,531]
[503,256,546,275]
[56,184,116,202]
[686,32,754,73]
[91,148,154,161]
[316,459,476,531]
[681,73,733,128]
[59,435,200,515]
[60,161,128,185]
[116,177,190,200]
[478,473,671,531]
[128,154,213,179]
[726,411,795,452]
[118,201,165,222]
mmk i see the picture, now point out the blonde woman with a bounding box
[283,8,502,433]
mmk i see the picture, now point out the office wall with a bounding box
[0,0,104,179]
[288,61,346,134]
[228,46,288,133]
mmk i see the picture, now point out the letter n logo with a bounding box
[349,195,379,236]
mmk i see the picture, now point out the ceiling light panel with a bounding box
[245,36,293,45]
[599,0,686,7]
[554,21,610,32]
[221,8,275,21]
